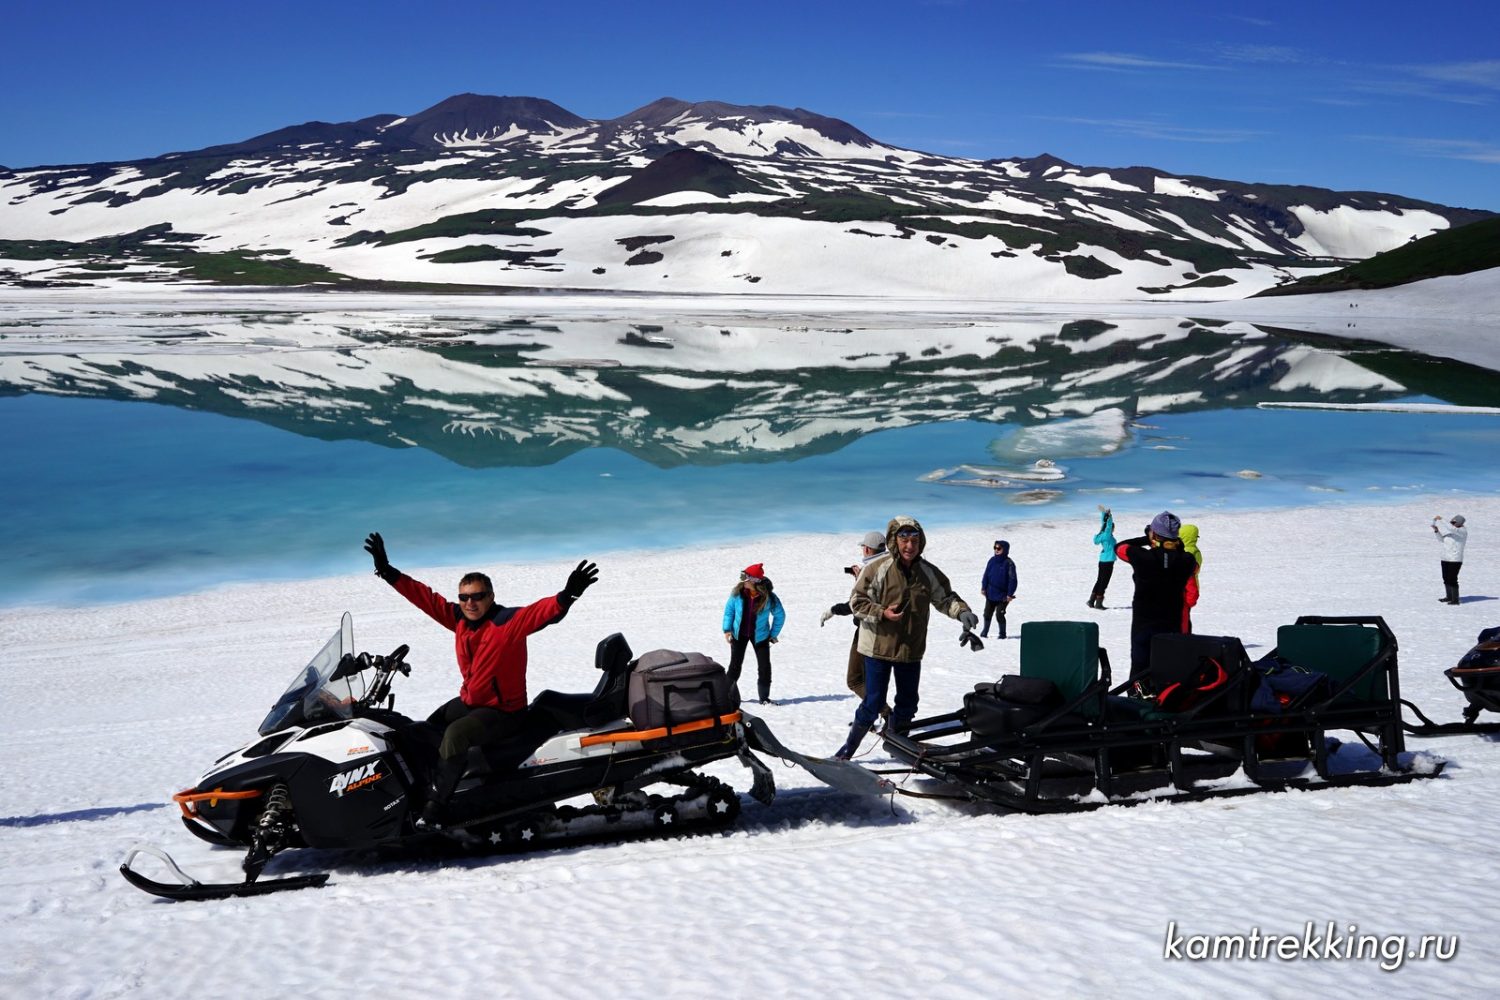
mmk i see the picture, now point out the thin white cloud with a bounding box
[1353,134,1500,165]
[1349,76,1493,106]
[1308,97,1369,108]
[1056,52,1225,72]
[1038,115,1266,143]
[1224,14,1275,28]
[1403,60,1500,91]
[1216,44,1305,65]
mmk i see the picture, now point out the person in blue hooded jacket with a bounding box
[721,563,786,704]
[1088,507,1117,610]
[980,540,1018,639]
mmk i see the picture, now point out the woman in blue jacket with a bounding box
[980,541,1018,639]
[721,563,786,704]
[1089,508,1116,610]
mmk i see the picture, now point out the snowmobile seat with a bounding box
[529,633,636,732]
[1017,620,1110,722]
[1275,622,1387,708]
[464,636,641,779]
[1255,616,1405,774]
[1139,633,1252,719]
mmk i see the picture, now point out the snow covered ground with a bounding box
[4,497,1498,998]
[5,264,1499,370]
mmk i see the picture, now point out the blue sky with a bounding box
[4,1,1497,209]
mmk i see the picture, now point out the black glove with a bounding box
[959,629,985,652]
[562,560,599,603]
[364,532,398,582]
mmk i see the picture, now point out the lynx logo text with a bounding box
[329,762,383,797]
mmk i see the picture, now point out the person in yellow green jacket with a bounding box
[1179,523,1202,632]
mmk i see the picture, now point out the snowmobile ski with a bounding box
[119,845,328,901]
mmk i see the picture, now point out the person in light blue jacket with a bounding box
[1088,507,1117,610]
[721,563,786,704]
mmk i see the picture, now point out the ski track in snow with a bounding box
[4,497,1500,996]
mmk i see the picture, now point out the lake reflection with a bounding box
[1,308,1497,605]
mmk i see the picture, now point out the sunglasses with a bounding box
[896,529,921,540]
[457,591,492,604]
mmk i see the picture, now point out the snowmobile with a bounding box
[121,613,890,901]
[1402,625,1500,737]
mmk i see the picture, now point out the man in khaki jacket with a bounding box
[834,515,977,759]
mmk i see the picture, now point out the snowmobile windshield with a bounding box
[257,613,367,735]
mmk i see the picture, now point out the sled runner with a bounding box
[883,616,1442,813]
[121,614,886,901]
[1403,626,1500,737]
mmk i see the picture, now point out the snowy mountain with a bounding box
[0,94,1492,299]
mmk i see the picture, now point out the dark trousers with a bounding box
[426,697,527,803]
[1130,622,1180,682]
[1442,561,1463,587]
[854,656,921,731]
[1091,561,1114,598]
[846,632,891,717]
[982,598,1009,637]
[728,638,773,700]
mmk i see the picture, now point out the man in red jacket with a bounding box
[364,532,598,827]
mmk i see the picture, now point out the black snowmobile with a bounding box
[121,614,889,901]
[1403,625,1500,736]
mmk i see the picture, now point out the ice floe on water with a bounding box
[920,459,1067,490]
[987,407,1131,461]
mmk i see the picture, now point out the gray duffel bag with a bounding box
[627,649,739,731]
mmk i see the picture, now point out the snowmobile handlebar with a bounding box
[383,644,410,676]
[359,644,411,710]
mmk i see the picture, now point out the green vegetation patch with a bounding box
[423,245,562,265]
[1061,254,1121,279]
[348,210,553,248]
[1256,216,1500,297]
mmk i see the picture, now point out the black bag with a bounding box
[964,675,1065,739]
[997,674,1064,706]
[627,649,738,731]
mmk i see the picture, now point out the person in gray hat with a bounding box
[821,530,891,717]
[1114,511,1199,681]
[1433,514,1469,605]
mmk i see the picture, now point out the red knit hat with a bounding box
[741,563,765,581]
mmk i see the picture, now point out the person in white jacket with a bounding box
[1433,514,1469,605]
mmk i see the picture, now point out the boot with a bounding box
[417,756,464,830]
[1444,584,1460,605]
[833,722,868,760]
[758,683,771,705]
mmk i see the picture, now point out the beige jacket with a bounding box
[850,515,971,662]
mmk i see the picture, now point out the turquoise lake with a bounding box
[2,309,1498,606]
